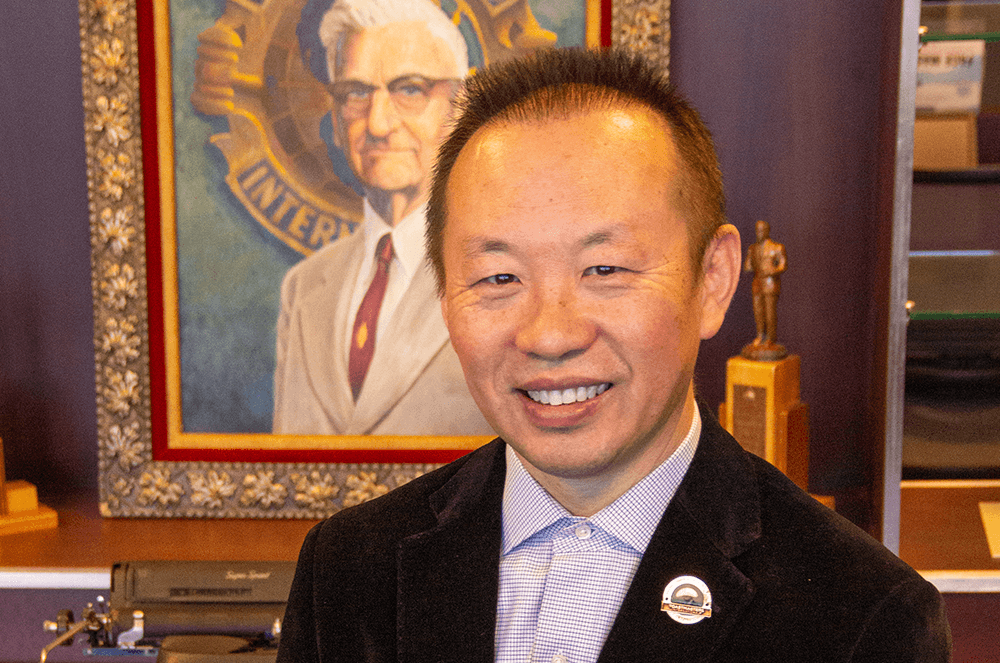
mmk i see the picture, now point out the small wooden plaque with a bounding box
[732,385,767,459]
[721,355,810,491]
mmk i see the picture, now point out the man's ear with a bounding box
[699,224,741,340]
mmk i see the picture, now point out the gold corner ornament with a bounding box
[191,0,556,258]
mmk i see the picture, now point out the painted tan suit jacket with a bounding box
[273,229,492,436]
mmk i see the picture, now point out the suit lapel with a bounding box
[599,408,762,662]
[349,260,450,433]
[393,410,763,663]
[598,506,756,662]
[297,233,365,432]
[396,440,506,663]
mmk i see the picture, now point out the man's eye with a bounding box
[396,84,426,98]
[331,84,374,105]
[389,77,431,98]
[345,88,371,101]
[584,265,622,276]
[481,273,519,286]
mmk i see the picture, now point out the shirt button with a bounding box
[553,655,568,663]
[575,523,592,539]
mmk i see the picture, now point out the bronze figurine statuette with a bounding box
[742,220,788,361]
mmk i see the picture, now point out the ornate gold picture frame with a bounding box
[80,0,670,518]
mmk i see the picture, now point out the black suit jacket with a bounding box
[277,407,950,662]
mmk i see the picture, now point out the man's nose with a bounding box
[515,286,597,361]
[366,88,401,137]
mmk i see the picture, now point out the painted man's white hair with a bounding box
[319,0,469,81]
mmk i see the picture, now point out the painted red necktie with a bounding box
[348,233,393,401]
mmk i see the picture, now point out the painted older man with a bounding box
[273,0,492,436]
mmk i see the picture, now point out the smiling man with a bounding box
[278,48,950,662]
[436,101,725,519]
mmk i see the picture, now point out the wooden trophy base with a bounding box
[720,355,810,492]
[0,480,58,536]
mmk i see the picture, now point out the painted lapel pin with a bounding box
[661,575,713,624]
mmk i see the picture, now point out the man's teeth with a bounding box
[526,383,610,405]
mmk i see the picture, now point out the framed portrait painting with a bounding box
[80,0,671,518]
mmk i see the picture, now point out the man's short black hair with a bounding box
[426,47,726,294]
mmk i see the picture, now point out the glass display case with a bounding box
[897,0,1000,591]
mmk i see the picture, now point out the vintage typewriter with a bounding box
[41,560,296,663]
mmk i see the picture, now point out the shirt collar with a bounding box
[362,199,428,279]
[501,407,701,556]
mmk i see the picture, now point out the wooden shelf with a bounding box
[2,485,998,592]
[900,480,1000,592]
[0,494,320,570]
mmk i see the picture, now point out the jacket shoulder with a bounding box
[747,453,910,578]
[686,410,949,660]
[735,454,950,660]
[306,439,504,556]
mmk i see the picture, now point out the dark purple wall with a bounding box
[0,1,98,498]
[673,3,901,509]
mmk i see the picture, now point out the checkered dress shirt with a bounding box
[494,409,701,663]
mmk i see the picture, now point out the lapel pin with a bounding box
[661,575,712,624]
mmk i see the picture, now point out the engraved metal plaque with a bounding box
[732,385,767,458]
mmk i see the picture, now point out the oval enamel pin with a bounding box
[661,575,713,624]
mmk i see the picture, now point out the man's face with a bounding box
[440,107,738,496]
[330,21,460,198]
